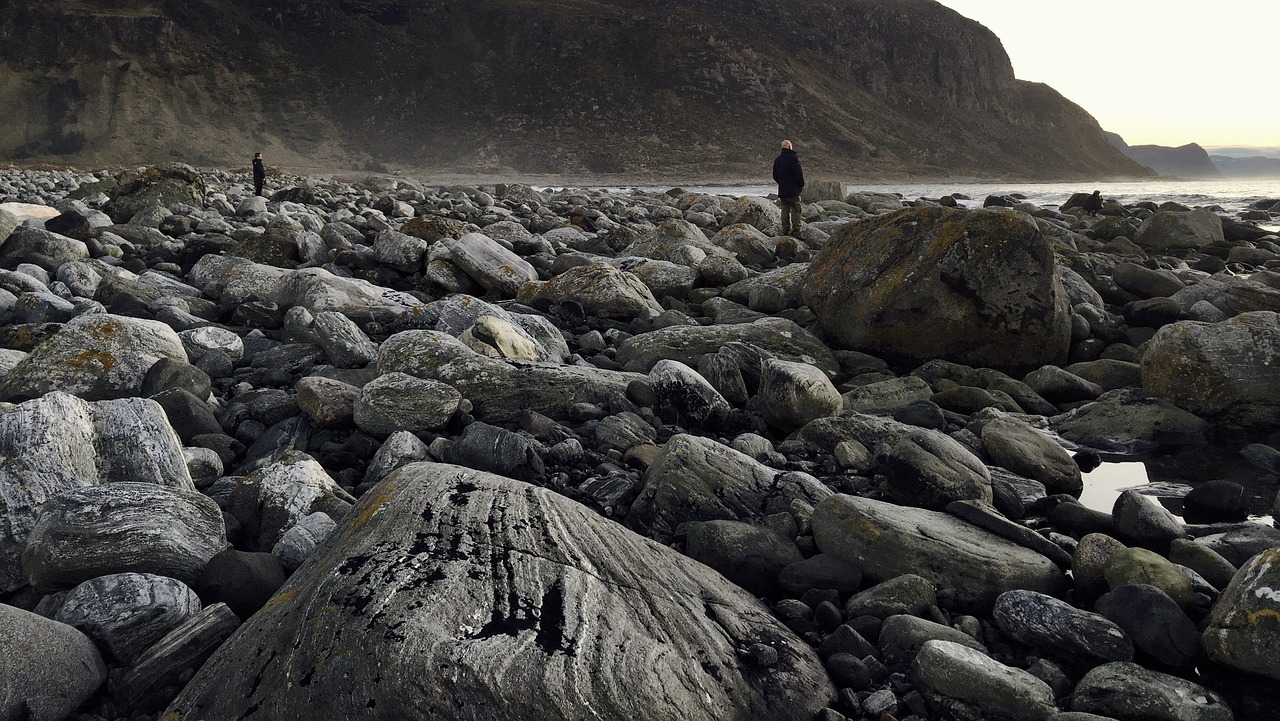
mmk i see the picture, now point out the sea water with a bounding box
[606,177,1280,223]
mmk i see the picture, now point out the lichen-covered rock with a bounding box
[164,463,836,721]
[1051,388,1209,453]
[812,494,1066,612]
[22,482,226,590]
[0,313,187,401]
[1132,208,1225,250]
[993,590,1133,672]
[353,371,462,435]
[0,392,193,592]
[1070,662,1233,721]
[1202,548,1280,681]
[804,208,1071,371]
[1141,312,1280,429]
[188,255,422,316]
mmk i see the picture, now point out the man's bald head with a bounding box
[781,140,793,150]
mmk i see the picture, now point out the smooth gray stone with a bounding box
[1070,662,1233,721]
[844,574,936,619]
[880,429,992,510]
[0,392,194,592]
[272,512,337,571]
[55,572,202,663]
[616,317,838,376]
[0,603,106,721]
[377,330,641,423]
[684,519,803,597]
[993,590,1134,672]
[759,358,842,431]
[22,482,227,591]
[842,375,934,416]
[1051,388,1209,454]
[0,227,89,270]
[813,495,1066,612]
[1112,490,1187,550]
[517,262,661,320]
[445,232,539,296]
[189,255,422,316]
[981,415,1082,496]
[912,639,1057,721]
[442,421,543,482]
[164,463,836,721]
[593,411,657,453]
[362,430,431,487]
[1095,584,1200,669]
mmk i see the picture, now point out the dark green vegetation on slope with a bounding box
[0,0,1153,179]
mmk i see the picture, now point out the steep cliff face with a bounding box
[0,0,1151,179]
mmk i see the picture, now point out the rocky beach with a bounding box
[1,163,1279,721]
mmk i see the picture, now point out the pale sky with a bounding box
[933,1,1279,149]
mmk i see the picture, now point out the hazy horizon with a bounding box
[935,1,1279,149]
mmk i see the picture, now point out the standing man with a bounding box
[772,140,805,237]
[252,152,266,197]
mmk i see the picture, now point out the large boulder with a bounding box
[758,359,842,431]
[627,434,831,539]
[517,263,662,320]
[164,463,836,721]
[188,256,422,317]
[1051,388,1209,453]
[0,313,187,401]
[1141,312,1280,429]
[55,572,203,664]
[804,207,1071,371]
[911,640,1058,721]
[1070,662,1233,721]
[982,415,1083,496]
[1132,208,1225,250]
[22,482,227,590]
[0,604,107,721]
[444,232,539,297]
[225,451,355,552]
[0,228,89,271]
[812,494,1067,612]
[99,163,205,224]
[0,392,194,592]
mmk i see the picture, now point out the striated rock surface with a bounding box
[164,463,836,721]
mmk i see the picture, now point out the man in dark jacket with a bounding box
[772,140,805,236]
[1082,189,1103,217]
[252,152,266,197]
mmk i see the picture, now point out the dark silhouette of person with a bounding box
[772,139,805,236]
[1082,190,1103,217]
[252,152,266,197]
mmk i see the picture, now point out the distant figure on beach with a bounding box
[1082,189,1103,217]
[772,139,805,236]
[252,152,266,197]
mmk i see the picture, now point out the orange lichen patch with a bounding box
[64,350,117,371]
[87,318,125,342]
[1245,608,1280,625]
[346,485,395,536]
[263,587,299,612]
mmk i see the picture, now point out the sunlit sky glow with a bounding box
[933,1,1279,149]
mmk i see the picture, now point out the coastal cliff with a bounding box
[0,0,1151,179]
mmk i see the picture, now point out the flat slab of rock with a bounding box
[0,603,106,721]
[165,463,835,721]
[812,495,1067,612]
